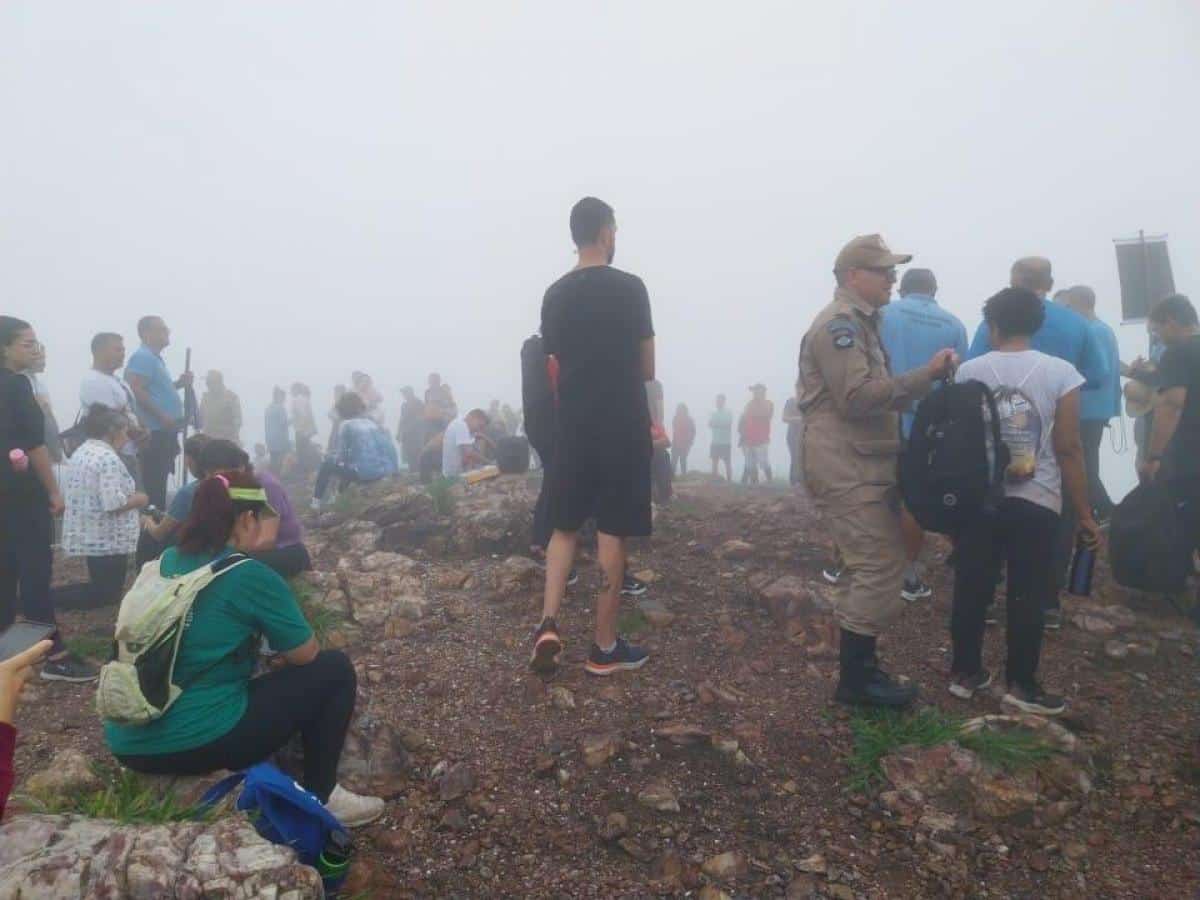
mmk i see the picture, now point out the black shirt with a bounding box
[540,266,654,448]
[0,366,48,501]
[1157,334,1200,479]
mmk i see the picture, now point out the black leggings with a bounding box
[117,650,356,802]
[249,543,312,579]
[0,500,61,653]
[951,498,1059,690]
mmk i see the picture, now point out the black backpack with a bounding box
[521,334,554,458]
[1110,481,1191,594]
[900,380,1008,535]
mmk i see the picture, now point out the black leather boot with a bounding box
[834,629,917,708]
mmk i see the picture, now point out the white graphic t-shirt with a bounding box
[956,350,1084,514]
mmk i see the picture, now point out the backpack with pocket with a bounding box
[198,763,352,892]
[1109,481,1192,594]
[96,553,252,725]
[901,380,1009,535]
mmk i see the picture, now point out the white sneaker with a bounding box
[324,784,385,827]
[310,497,322,512]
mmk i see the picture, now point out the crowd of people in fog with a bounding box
[0,195,1196,833]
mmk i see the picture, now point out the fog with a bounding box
[3,1,1197,498]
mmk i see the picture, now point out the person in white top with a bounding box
[440,410,490,478]
[61,407,148,628]
[950,287,1101,717]
[78,333,142,469]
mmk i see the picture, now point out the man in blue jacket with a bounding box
[881,268,968,602]
[1063,285,1121,520]
[968,257,1111,628]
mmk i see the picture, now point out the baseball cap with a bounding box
[834,234,912,272]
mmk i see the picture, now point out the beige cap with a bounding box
[834,234,912,271]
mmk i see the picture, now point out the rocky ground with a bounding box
[6,475,1200,898]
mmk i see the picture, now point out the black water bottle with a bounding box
[1067,535,1096,597]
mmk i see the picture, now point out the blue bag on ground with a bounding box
[198,763,351,890]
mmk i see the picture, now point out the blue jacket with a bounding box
[1080,318,1121,422]
[880,293,969,437]
[968,299,1109,389]
[337,417,400,482]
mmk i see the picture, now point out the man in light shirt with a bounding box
[79,332,143,476]
[441,409,490,478]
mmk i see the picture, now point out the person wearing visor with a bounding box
[104,470,383,826]
[798,235,957,708]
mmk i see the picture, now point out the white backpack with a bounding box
[96,553,252,725]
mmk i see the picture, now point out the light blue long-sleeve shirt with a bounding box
[968,299,1109,390]
[1080,318,1121,422]
[880,293,969,437]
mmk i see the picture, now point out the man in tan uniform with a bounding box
[799,235,957,707]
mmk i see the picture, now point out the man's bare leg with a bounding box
[594,532,625,648]
[541,529,578,623]
[899,506,930,599]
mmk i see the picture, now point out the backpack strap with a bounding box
[174,553,255,690]
[211,552,252,575]
[980,383,1007,486]
[193,770,247,816]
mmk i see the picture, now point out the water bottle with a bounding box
[1067,535,1096,597]
[316,829,354,886]
[8,448,28,473]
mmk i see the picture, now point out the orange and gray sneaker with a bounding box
[530,617,563,674]
[584,637,649,676]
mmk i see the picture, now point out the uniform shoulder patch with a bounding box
[826,315,857,350]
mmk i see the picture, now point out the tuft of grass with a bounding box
[328,486,372,519]
[618,607,649,635]
[426,476,457,516]
[28,766,210,825]
[847,708,1057,792]
[290,578,346,645]
[65,634,112,662]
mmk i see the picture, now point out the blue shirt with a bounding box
[167,480,198,523]
[1080,318,1121,422]
[968,299,1109,390]
[880,293,969,437]
[124,345,183,432]
[337,417,400,482]
[264,402,291,454]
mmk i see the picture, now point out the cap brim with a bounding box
[883,253,913,266]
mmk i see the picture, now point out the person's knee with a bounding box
[313,649,356,693]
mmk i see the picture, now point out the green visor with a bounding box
[228,486,279,519]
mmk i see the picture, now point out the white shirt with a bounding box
[956,350,1084,514]
[62,439,139,556]
[79,369,138,455]
[441,417,475,477]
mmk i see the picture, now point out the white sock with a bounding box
[598,640,617,654]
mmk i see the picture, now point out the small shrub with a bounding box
[28,766,210,825]
[290,578,345,645]
[427,477,457,516]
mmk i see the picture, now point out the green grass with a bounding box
[426,476,457,516]
[847,708,1057,792]
[64,634,112,662]
[290,578,346,644]
[28,766,211,825]
[328,486,372,518]
[618,607,649,635]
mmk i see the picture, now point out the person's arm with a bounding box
[0,639,54,821]
[1078,324,1110,391]
[28,446,63,516]
[251,516,280,550]
[1053,388,1101,543]
[967,321,990,360]
[1141,386,1186,482]
[282,636,319,666]
[125,373,175,428]
[143,514,179,543]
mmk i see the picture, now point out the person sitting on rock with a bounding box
[103,470,384,826]
[200,439,312,578]
[139,432,211,566]
[312,391,399,508]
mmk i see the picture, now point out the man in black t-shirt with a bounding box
[1140,294,1200,583]
[531,197,655,677]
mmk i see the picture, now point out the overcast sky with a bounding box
[2,1,1197,495]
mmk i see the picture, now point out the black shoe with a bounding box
[1002,681,1066,716]
[584,637,649,676]
[948,669,993,700]
[901,578,933,603]
[834,630,917,708]
[822,566,842,586]
[40,654,99,683]
[1043,609,1062,631]
[620,574,647,598]
[985,603,1004,626]
[529,618,563,674]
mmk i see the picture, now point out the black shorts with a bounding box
[547,439,652,538]
[710,444,732,463]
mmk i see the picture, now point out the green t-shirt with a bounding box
[104,547,313,756]
[709,408,734,446]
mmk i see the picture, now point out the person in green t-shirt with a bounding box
[708,394,734,481]
[104,471,383,827]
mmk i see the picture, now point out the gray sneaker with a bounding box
[41,654,99,683]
